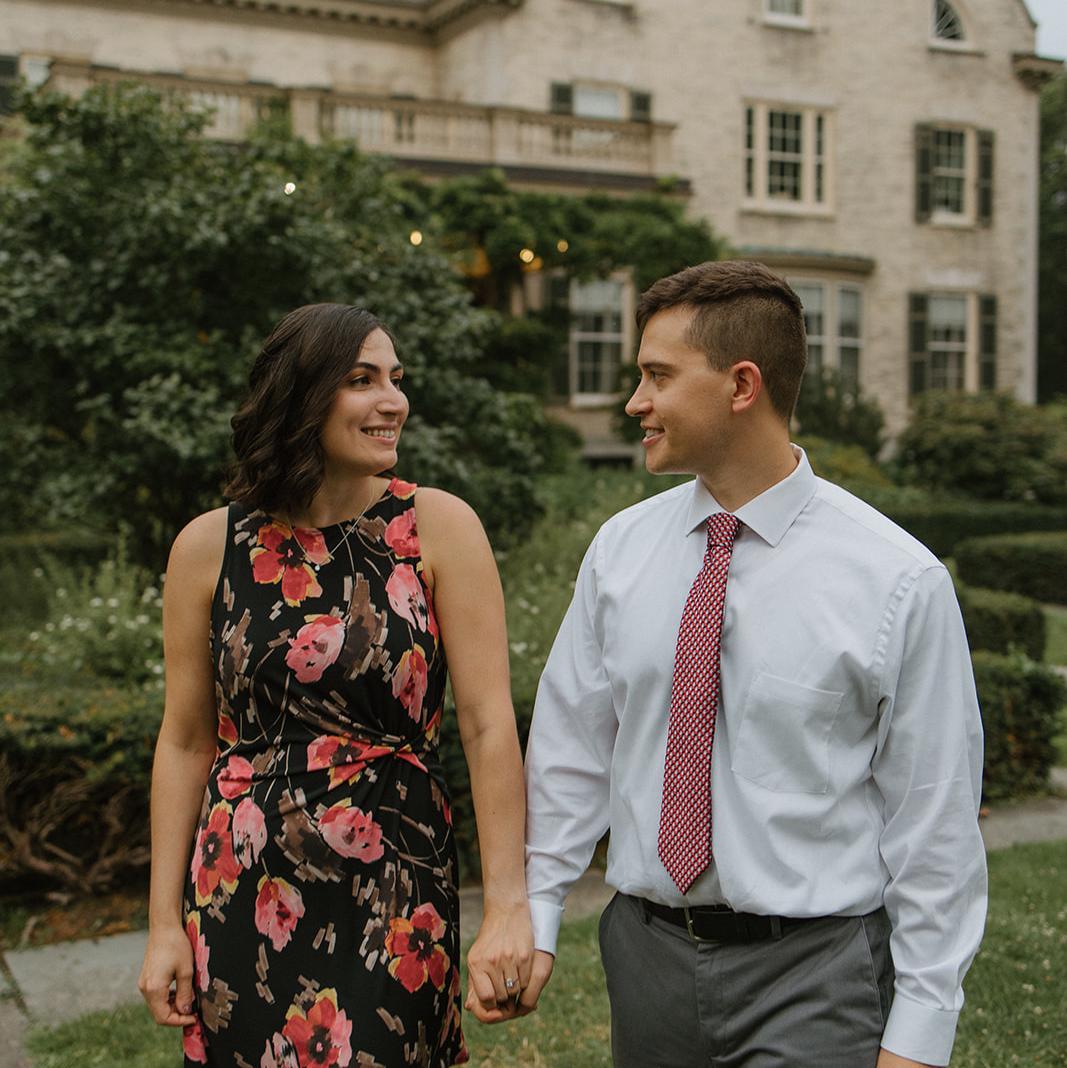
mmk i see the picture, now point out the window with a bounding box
[908,292,997,395]
[793,282,863,390]
[550,82,652,122]
[745,103,831,212]
[570,279,625,400]
[764,0,808,24]
[0,55,18,116]
[933,0,965,41]
[915,124,994,226]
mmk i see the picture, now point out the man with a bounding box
[517,261,986,1067]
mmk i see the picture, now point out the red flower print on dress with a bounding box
[306,735,393,789]
[391,645,428,722]
[255,875,305,952]
[383,509,420,558]
[385,564,429,631]
[285,615,345,683]
[183,1018,208,1064]
[185,911,210,991]
[260,1031,301,1068]
[233,797,268,869]
[390,478,417,501]
[217,754,255,799]
[318,799,384,862]
[191,801,242,907]
[218,708,238,746]
[250,521,328,607]
[385,902,450,994]
[282,987,353,1068]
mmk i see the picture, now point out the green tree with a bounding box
[1039,71,1067,401]
[0,85,557,561]
[793,367,886,458]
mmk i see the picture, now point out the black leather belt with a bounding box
[639,898,817,944]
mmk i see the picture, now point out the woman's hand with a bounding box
[464,901,535,1024]
[138,925,198,1028]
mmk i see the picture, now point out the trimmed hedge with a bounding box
[955,531,1067,604]
[973,652,1065,801]
[957,585,1046,660]
[866,497,1067,558]
[0,685,161,894]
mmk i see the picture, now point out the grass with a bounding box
[25,840,1067,1068]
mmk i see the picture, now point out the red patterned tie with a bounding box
[658,512,741,894]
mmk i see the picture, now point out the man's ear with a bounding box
[731,361,763,413]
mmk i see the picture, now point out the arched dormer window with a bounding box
[933,0,965,42]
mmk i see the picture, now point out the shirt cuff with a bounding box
[881,990,960,1066]
[528,896,565,956]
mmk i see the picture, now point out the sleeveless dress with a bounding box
[181,478,468,1068]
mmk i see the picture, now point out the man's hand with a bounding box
[514,950,555,1017]
[877,1050,937,1068]
[464,902,534,1024]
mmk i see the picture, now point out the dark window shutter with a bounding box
[977,129,994,227]
[979,294,997,390]
[0,55,18,116]
[909,293,929,395]
[550,83,574,115]
[915,124,933,224]
[630,90,652,123]
[546,273,571,310]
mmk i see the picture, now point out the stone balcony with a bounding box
[46,61,685,192]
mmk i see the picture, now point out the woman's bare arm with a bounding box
[138,508,227,1027]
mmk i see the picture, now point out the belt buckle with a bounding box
[683,906,720,944]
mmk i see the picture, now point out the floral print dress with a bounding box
[182,478,468,1068]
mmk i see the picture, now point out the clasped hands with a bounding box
[464,902,554,1024]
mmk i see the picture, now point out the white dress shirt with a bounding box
[524,447,987,1066]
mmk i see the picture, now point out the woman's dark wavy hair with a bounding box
[224,303,393,518]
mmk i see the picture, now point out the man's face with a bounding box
[625,306,735,477]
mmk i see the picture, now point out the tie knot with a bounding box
[706,513,740,548]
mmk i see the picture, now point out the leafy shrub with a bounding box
[17,543,164,688]
[0,686,162,893]
[955,531,1067,604]
[796,436,892,491]
[895,393,1067,505]
[794,368,886,458]
[973,652,1065,801]
[956,585,1046,660]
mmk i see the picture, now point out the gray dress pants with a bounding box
[598,893,894,1068]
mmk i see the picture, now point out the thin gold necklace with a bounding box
[288,486,380,572]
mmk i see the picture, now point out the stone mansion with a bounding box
[3,0,1061,453]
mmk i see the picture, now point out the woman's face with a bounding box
[319,328,409,475]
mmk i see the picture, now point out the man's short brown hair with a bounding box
[637,260,807,421]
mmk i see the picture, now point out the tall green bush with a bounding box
[895,393,1067,505]
[794,368,886,458]
[956,585,1046,660]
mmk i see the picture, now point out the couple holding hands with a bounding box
[140,261,986,1068]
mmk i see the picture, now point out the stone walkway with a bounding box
[2,769,1065,1068]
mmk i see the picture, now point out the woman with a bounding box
[138,304,533,1067]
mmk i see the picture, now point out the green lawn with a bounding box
[26,841,1067,1068]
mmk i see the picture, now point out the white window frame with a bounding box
[568,272,634,407]
[913,292,985,394]
[929,125,978,226]
[744,102,833,215]
[790,280,864,390]
[763,0,811,30]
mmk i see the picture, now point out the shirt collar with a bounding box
[684,445,817,547]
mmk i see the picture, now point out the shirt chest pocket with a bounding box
[729,672,845,794]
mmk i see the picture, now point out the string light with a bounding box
[519,248,536,264]
[556,239,569,253]
[410,230,424,246]
[283,182,297,195]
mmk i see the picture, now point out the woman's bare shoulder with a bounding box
[167,507,230,590]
